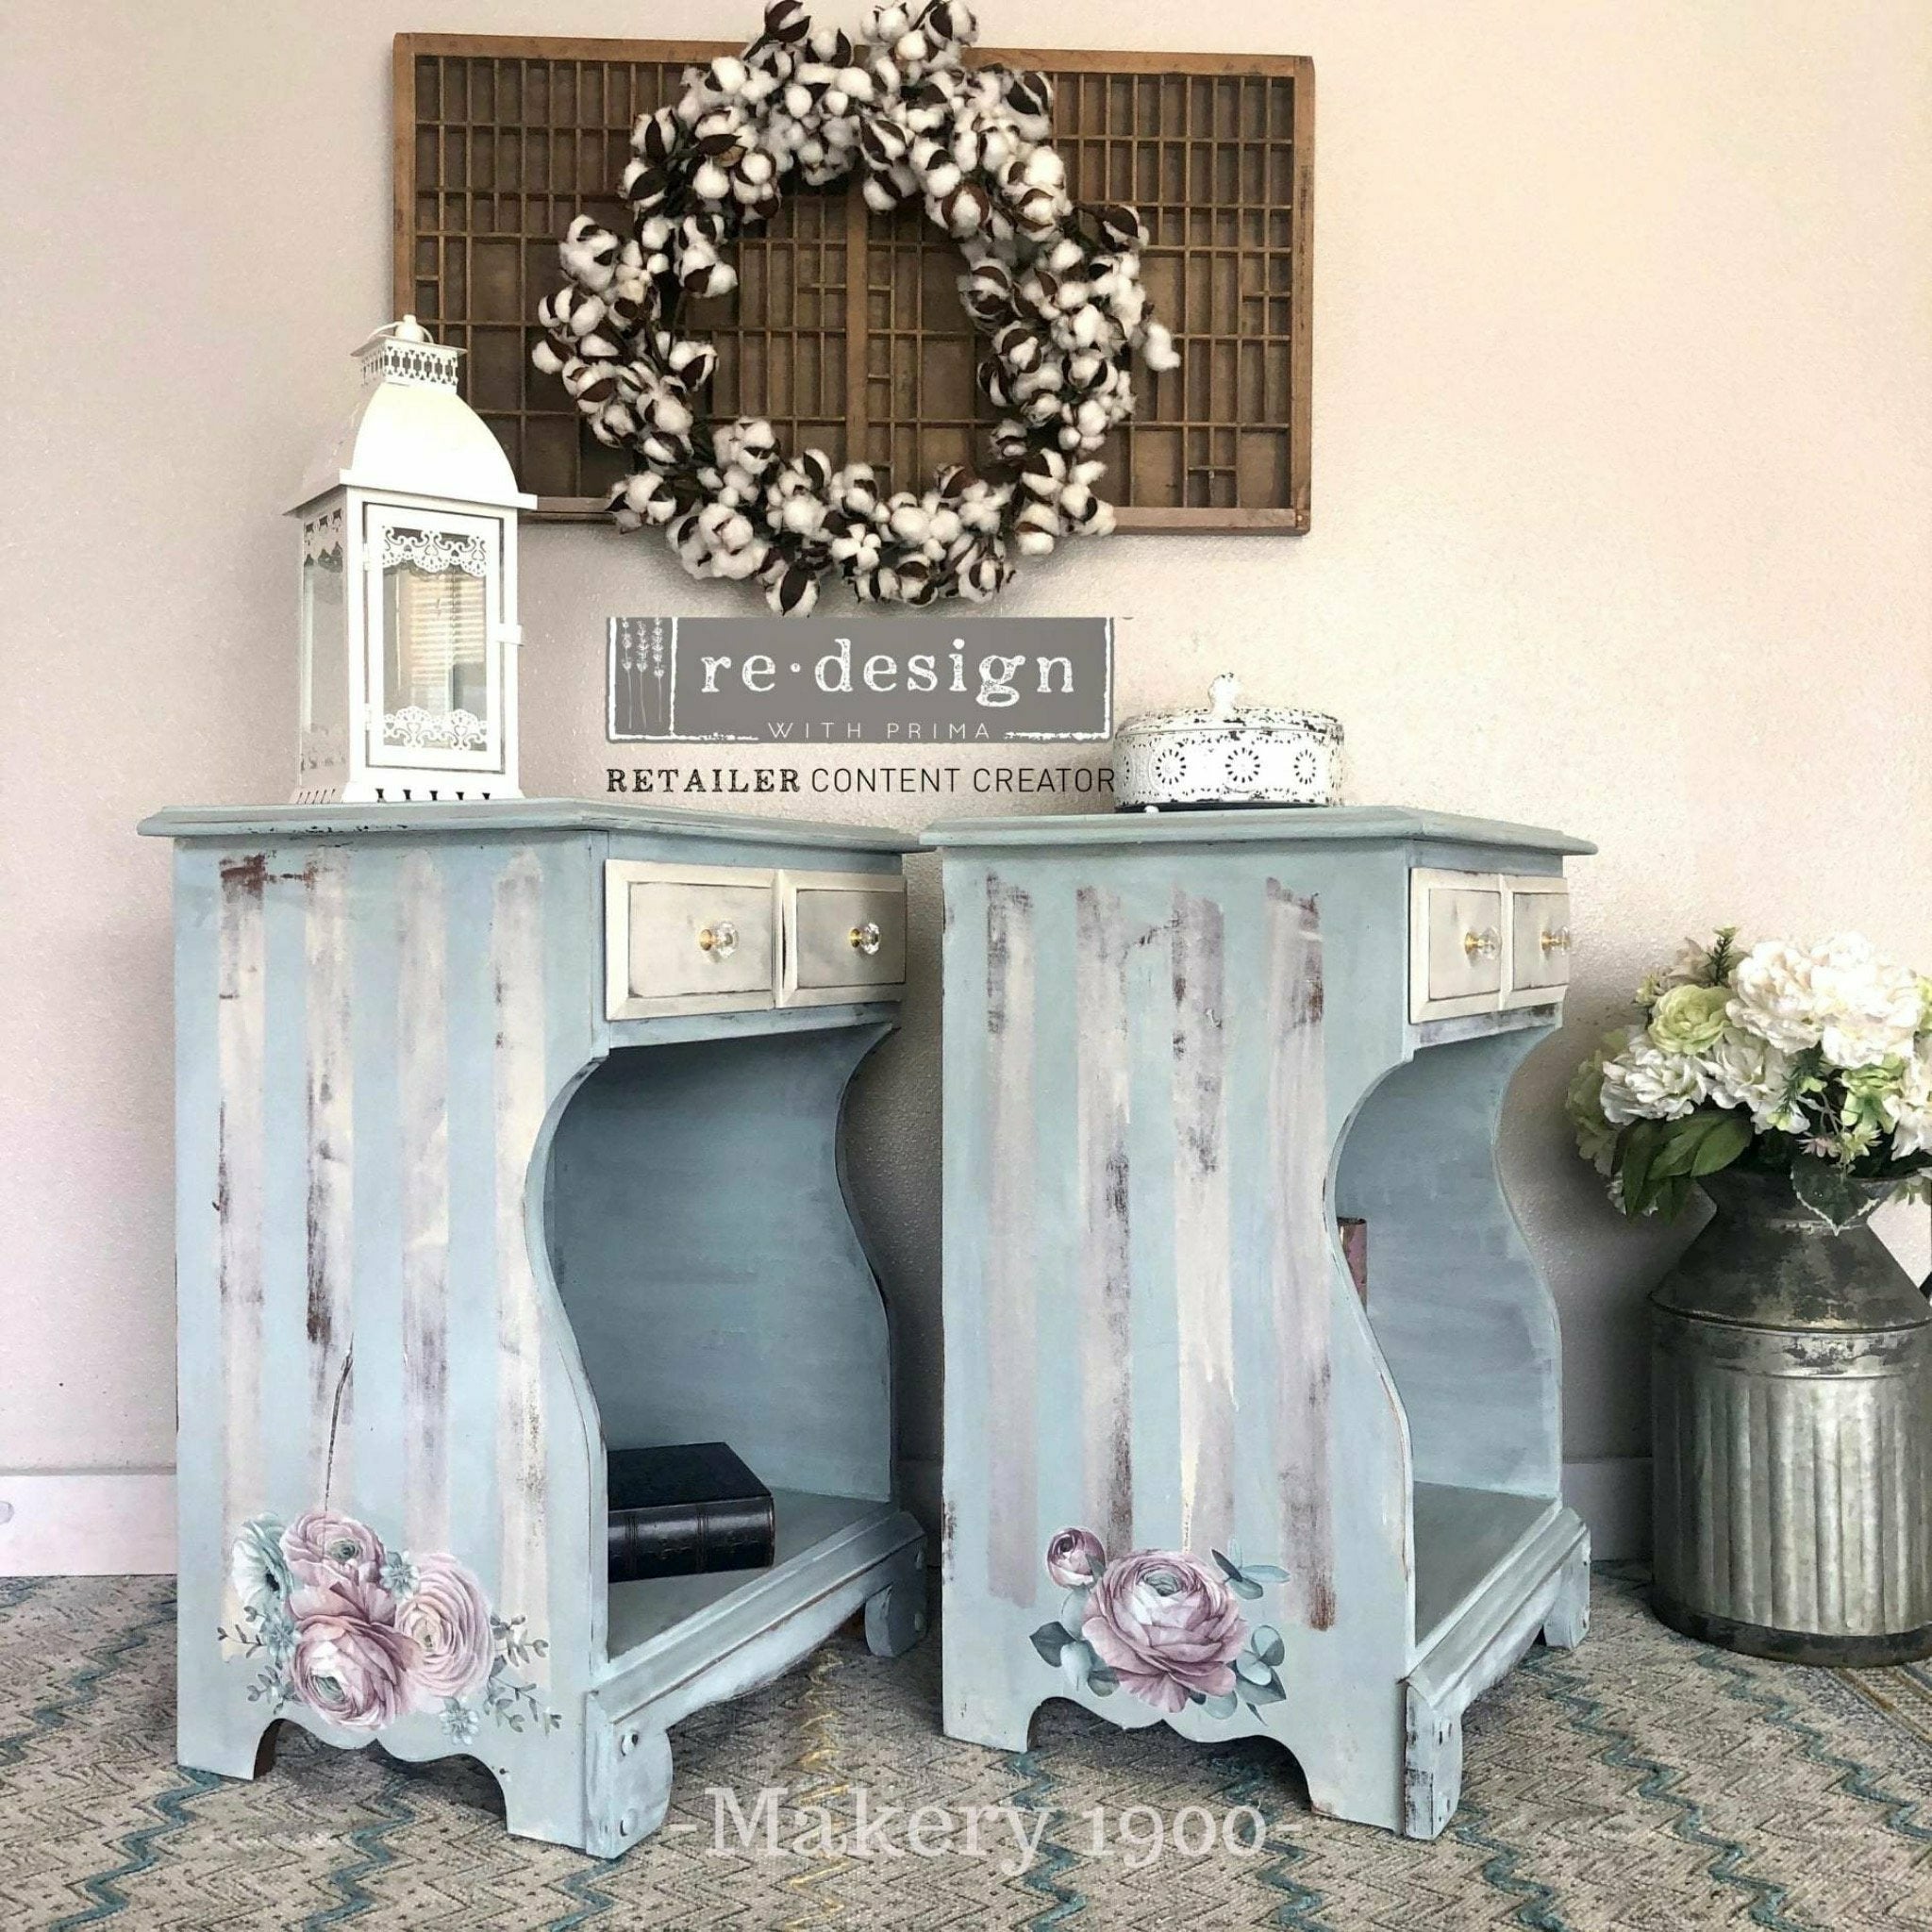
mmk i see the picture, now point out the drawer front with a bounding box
[1509,885,1573,995]
[1426,881,1505,1004]
[606,862,777,1019]
[780,871,908,1006]
[630,881,774,999]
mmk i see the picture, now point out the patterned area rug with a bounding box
[1,1566,1928,1929]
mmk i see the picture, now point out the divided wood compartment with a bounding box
[393,35,1313,529]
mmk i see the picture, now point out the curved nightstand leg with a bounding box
[1541,1534,1591,1651]
[581,1714,674,1859]
[863,1545,929,1658]
[1402,1687,1463,1840]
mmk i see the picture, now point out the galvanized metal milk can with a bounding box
[1651,1171,1932,1664]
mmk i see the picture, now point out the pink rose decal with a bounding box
[224,1506,558,1742]
[1079,1549,1249,1714]
[288,1578,419,1730]
[1045,1527,1106,1588]
[397,1554,494,1705]
[281,1510,385,1589]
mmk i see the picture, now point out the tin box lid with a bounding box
[1115,674,1342,743]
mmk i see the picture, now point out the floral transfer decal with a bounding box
[220,1508,560,1741]
[1030,1528,1289,1718]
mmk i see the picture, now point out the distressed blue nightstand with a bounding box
[923,807,1594,1838]
[141,800,925,1857]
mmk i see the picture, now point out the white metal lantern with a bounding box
[289,317,535,803]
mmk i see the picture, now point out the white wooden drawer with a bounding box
[606,861,777,1019]
[1410,870,1505,1021]
[779,872,908,1008]
[1505,878,1573,1004]
[1409,868,1572,1023]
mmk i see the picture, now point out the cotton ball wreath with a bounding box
[533,0,1177,610]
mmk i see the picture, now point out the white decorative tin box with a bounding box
[1115,675,1344,810]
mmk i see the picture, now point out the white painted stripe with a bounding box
[398,852,450,1554]
[216,857,267,1547]
[1172,890,1234,1557]
[492,849,550,1652]
[305,849,355,1506]
[1074,886,1134,1558]
[984,876,1039,1607]
[1265,882,1336,1630]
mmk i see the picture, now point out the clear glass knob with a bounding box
[697,920,739,958]
[850,922,883,957]
[1463,927,1500,959]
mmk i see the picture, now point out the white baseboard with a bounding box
[1563,1456,1651,1561]
[0,1455,1651,1575]
[0,1469,176,1575]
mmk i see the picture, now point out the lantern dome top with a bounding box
[290,317,535,516]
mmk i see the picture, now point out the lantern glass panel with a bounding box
[367,513,501,768]
[299,536,346,737]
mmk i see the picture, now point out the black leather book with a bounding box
[607,1441,775,1584]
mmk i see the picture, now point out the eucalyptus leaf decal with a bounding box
[1029,1622,1074,1667]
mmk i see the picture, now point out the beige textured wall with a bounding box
[4,0,1929,1502]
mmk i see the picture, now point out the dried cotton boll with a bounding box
[707,55,748,95]
[1021,145,1065,192]
[736,419,780,471]
[665,338,717,389]
[869,5,912,45]
[560,216,620,291]
[939,181,991,238]
[928,506,962,547]
[1021,450,1069,497]
[1140,320,1180,372]
[768,564,820,617]
[633,108,678,165]
[781,493,825,536]
[530,338,564,375]
[887,499,931,544]
[644,392,695,437]
[1010,187,1059,239]
[621,159,668,211]
[682,258,739,300]
[958,549,1010,600]
[1013,504,1059,556]
[691,158,732,202]
[764,0,809,39]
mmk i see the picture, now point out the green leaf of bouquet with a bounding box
[1211,1549,1243,1582]
[1252,1624,1286,1667]
[1690,1112,1751,1175]
[1790,1153,1867,1232]
[1029,1622,1072,1666]
[1230,1575,1264,1600]
[1237,1654,1274,1685]
[1241,1673,1287,1707]
[1616,1119,1667,1215]
[1087,1666,1118,1695]
[1203,1690,1240,1719]
[1242,1563,1289,1583]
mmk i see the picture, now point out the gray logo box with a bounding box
[608,617,1112,743]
